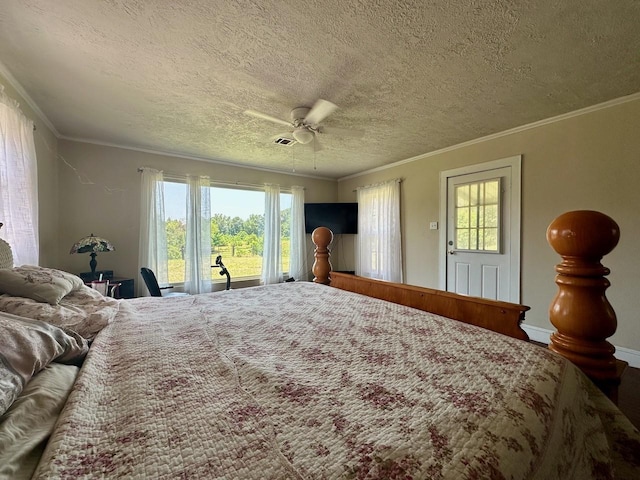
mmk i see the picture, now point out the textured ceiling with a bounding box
[1,1,639,179]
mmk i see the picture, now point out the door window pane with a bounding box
[454,178,501,252]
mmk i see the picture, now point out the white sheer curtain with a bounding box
[0,85,39,266]
[356,179,403,282]
[184,175,212,294]
[289,185,308,281]
[138,168,168,296]
[261,184,282,284]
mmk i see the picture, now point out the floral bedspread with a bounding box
[34,282,640,479]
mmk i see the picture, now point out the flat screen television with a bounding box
[304,203,358,234]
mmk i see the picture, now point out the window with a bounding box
[163,181,291,283]
[454,178,501,252]
[356,179,402,283]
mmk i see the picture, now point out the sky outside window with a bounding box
[164,183,290,220]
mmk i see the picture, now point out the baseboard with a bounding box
[521,325,553,345]
[615,346,640,369]
[521,325,640,368]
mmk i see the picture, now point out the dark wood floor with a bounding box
[619,365,640,430]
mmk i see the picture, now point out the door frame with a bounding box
[438,155,522,303]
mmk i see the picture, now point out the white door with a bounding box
[439,156,521,303]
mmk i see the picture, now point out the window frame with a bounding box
[453,177,502,254]
[161,179,292,285]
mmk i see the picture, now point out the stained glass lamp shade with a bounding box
[70,234,115,278]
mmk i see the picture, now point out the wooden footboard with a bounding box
[546,210,625,402]
[312,209,626,402]
[311,226,529,341]
[329,272,530,341]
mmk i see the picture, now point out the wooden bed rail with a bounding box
[311,226,529,341]
[546,210,626,401]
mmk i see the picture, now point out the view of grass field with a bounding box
[168,242,290,283]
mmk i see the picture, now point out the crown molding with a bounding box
[58,135,336,181]
[338,91,640,182]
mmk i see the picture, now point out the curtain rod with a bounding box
[353,178,402,192]
[137,167,304,190]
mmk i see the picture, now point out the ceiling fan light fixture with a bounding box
[292,127,314,144]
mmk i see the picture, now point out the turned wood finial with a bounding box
[312,227,333,285]
[546,210,621,385]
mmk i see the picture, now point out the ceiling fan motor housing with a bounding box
[290,106,315,143]
[291,107,311,124]
[292,126,314,144]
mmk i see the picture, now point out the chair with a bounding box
[140,267,188,297]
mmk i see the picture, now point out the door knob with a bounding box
[448,250,455,255]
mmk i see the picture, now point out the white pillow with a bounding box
[0,285,119,340]
[0,312,88,416]
[0,265,84,305]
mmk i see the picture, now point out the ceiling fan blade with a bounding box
[244,109,292,127]
[304,99,338,125]
[319,126,364,138]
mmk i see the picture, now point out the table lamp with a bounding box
[70,233,115,279]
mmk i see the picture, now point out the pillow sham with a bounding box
[0,312,88,416]
[0,265,84,305]
[0,285,119,340]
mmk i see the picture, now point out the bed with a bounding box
[0,213,639,479]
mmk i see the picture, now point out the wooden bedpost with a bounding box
[546,210,626,402]
[311,227,333,285]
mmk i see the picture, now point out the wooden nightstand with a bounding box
[111,277,134,299]
[80,271,135,299]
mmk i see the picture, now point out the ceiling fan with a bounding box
[244,99,348,147]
